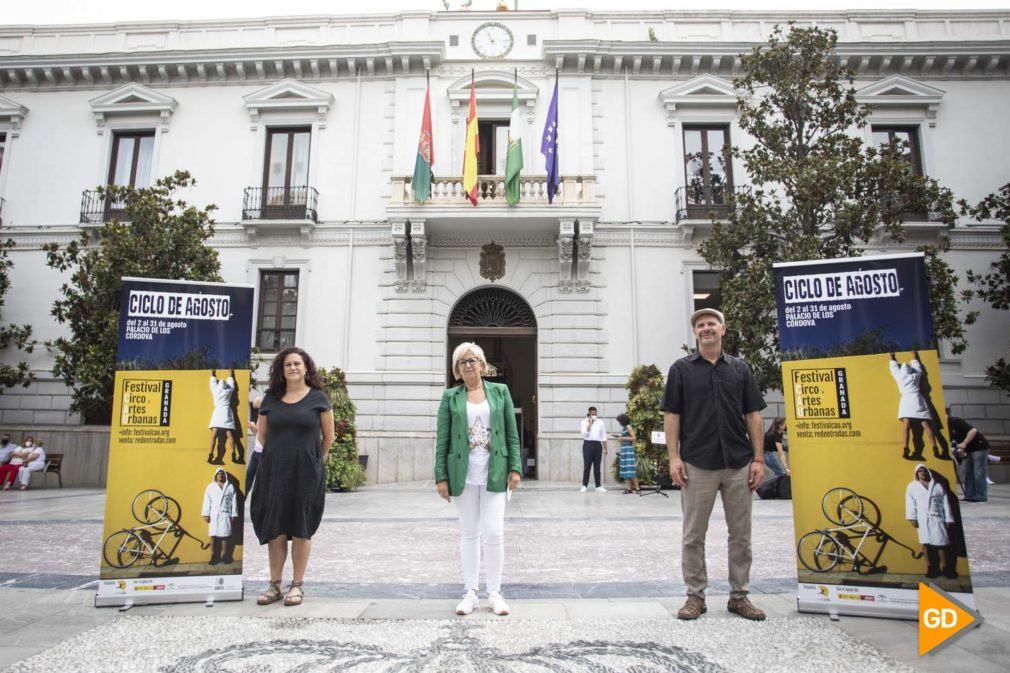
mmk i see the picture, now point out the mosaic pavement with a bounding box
[5,615,914,673]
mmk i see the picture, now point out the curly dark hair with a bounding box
[267,347,323,398]
[616,413,631,427]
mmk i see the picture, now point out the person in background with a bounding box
[579,406,608,493]
[435,341,521,617]
[615,413,641,494]
[763,418,789,478]
[0,434,20,489]
[948,408,990,503]
[15,437,46,491]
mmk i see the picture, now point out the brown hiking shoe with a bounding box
[677,595,707,620]
[727,596,766,621]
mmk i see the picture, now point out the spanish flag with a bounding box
[462,74,479,206]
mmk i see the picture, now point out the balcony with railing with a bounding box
[675,183,744,225]
[242,186,318,222]
[389,174,596,207]
[80,189,131,225]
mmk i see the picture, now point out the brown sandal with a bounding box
[257,580,283,605]
[284,581,304,606]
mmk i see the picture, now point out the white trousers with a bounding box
[18,464,44,486]
[454,483,506,594]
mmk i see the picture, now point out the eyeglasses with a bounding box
[458,358,480,368]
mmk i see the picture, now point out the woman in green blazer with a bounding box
[435,341,521,616]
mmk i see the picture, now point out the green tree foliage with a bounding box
[620,364,666,486]
[320,366,365,491]
[44,171,222,424]
[698,24,968,392]
[0,236,34,390]
[963,183,1010,392]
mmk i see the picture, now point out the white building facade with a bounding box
[0,9,1008,485]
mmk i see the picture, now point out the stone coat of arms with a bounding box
[479,241,505,282]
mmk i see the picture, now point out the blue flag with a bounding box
[541,76,559,204]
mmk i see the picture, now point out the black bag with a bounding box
[757,474,792,500]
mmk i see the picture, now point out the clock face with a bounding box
[471,22,513,59]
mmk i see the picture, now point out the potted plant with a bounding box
[320,367,366,492]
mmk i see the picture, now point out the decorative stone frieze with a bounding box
[575,220,594,292]
[391,220,410,293]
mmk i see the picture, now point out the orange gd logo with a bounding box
[918,582,983,655]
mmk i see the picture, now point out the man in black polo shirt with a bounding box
[662,307,767,621]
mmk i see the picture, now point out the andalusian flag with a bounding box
[462,74,479,207]
[412,78,434,204]
[505,73,524,206]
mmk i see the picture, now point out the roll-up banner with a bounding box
[773,253,975,619]
[97,278,254,607]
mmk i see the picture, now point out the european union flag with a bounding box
[541,75,559,204]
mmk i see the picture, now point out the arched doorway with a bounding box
[447,287,538,479]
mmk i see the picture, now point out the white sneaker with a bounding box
[579,486,587,492]
[488,590,510,615]
[596,486,608,492]
[455,589,479,615]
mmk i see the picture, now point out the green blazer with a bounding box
[434,380,522,496]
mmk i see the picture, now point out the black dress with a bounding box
[251,388,332,544]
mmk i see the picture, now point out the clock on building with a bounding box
[471,22,513,59]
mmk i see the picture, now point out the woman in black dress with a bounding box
[251,347,334,606]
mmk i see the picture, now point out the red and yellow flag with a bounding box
[462,78,479,206]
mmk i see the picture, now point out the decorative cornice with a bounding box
[243,78,334,130]
[856,74,945,126]
[89,82,177,134]
[543,40,1010,80]
[0,42,445,92]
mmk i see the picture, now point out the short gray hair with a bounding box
[451,341,488,380]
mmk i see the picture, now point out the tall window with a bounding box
[477,120,509,175]
[692,271,723,314]
[263,127,311,217]
[683,126,732,218]
[872,126,922,176]
[108,131,155,188]
[873,126,926,220]
[0,132,6,175]
[257,271,299,351]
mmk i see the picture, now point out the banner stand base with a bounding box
[96,590,243,608]
[798,599,916,621]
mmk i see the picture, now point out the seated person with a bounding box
[0,433,23,490]
[15,436,46,491]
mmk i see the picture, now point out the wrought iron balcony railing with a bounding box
[80,189,130,225]
[675,183,743,224]
[242,186,318,222]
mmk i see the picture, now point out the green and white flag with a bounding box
[505,75,524,207]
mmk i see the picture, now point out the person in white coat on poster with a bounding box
[209,370,237,465]
[203,467,236,565]
[889,351,943,461]
[905,463,956,579]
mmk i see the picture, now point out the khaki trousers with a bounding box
[680,462,753,600]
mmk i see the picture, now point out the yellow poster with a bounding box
[774,255,974,619]
[97,279,254,607]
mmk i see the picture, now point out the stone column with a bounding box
[558,220,575,293]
